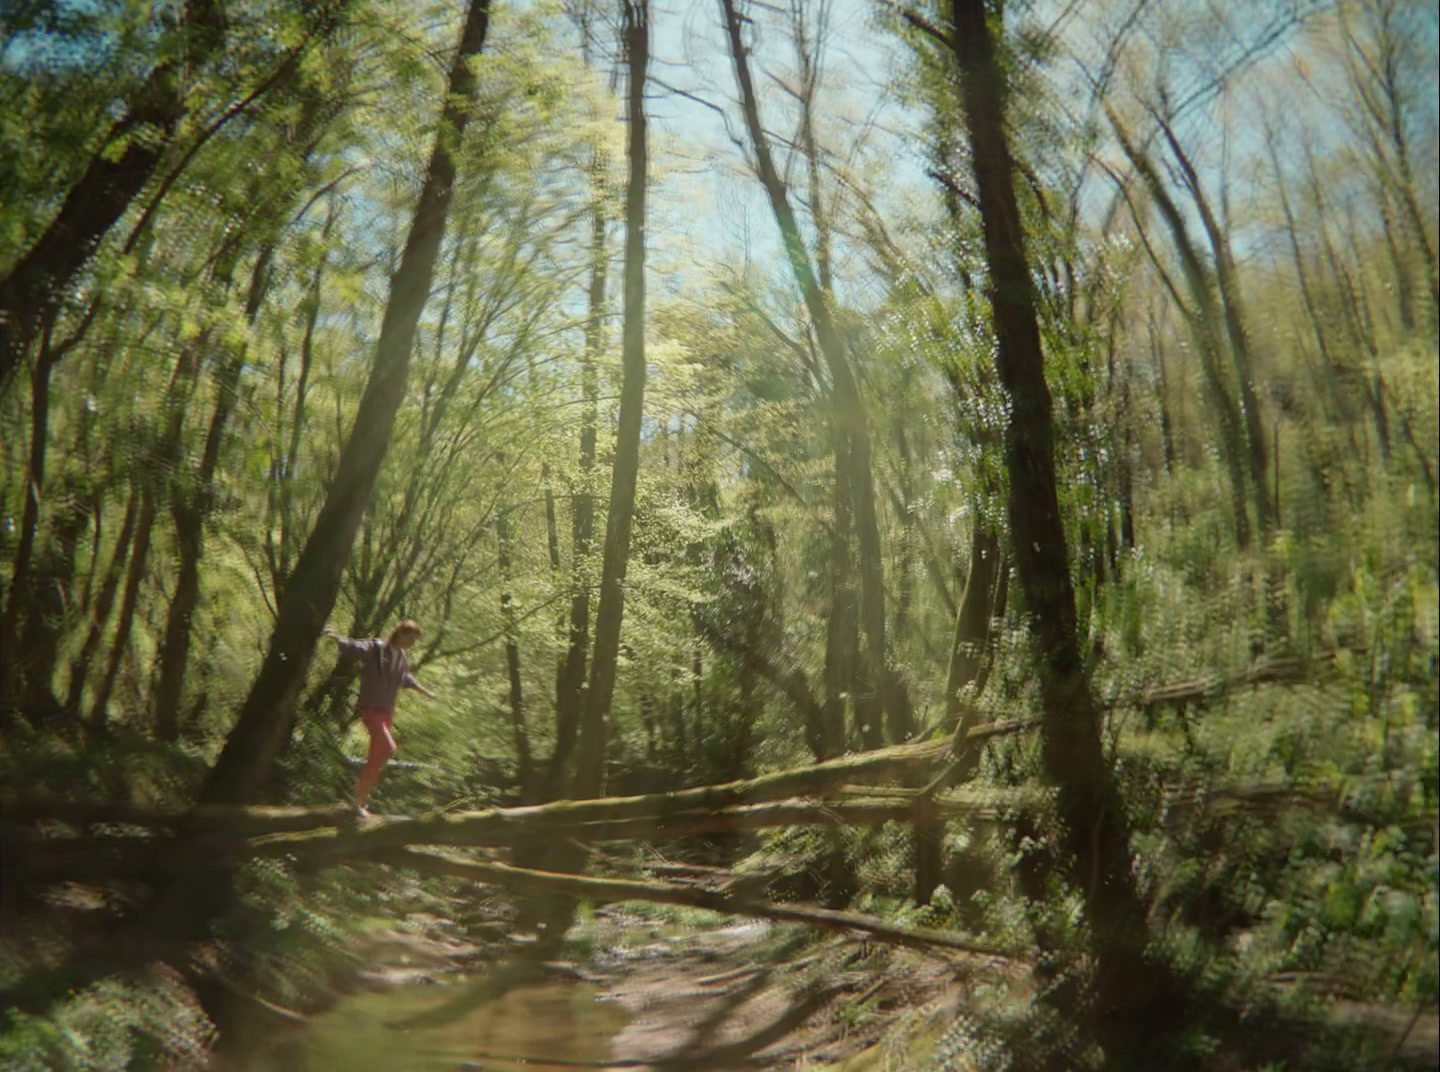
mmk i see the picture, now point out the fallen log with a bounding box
[1119,651,1343,711]
[11,773,1390,884]
[0,793,1016,885]
[239,799,919,858]
[0,720,1029,840]
[0,799,355,836]
[372,847,1021,960]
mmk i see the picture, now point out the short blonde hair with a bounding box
[389,619,422,643]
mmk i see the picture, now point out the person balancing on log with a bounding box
[322,618,440,817]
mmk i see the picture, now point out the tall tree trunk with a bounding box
[892,418,917,643]
[943,526,999,729]
[1379,189,1417,334]
[22,491,91,719]
[90,486,157,731]
[1111,112,1252,549]
[949,1,1188,1063]
[495,461,533,798]
[546,184,606,797]
[573,0,649,801]
[0,0,227,395]
[66,484,140,716]
[155,248,276,741]
[915,523,999,905]
[1346,0,1440,328]
[721,0,913,744]
[269,238,327,594]
[1147,309,1178,475]
[1153,114,1274,538]
[200,0,493,805]
[791,0,833,295]
[1267,135,1337,374]
[0,302,102,712]
[1119,407,1136,551]
[824,437,862,754]
[0,342,58,716]
[94,321,211,730]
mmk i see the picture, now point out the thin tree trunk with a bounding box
[67,483,140,716]
[792,0,833,295]
[543,464,562,574]
[90,486,156,731]
[721,0,912,743]
[546,191,605,797]
[1379,188,1417,334]
[495,466,533,798]
[1154,114,1274,537]
[1111,113,1252,549]
[201,0,493,804]
[916,523,999,904]
[22,492,91,718]
[1348,1,1440,327]
[1267,135,1337,373]
[1119,407,1136,551]
[943,526,999,729]
[573,0,649,801]
[155,248,276,740]
[949,1,1189,1063]
[824,439,862,755]
[892,418,917,644]
[270,238,327,594]
[0,345,57,714]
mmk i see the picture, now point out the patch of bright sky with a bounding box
[629,0,935,312]
[625,0,1412,312]
[1054,0,1438,265]
[0,0,149,74]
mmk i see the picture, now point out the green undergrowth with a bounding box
[0,853,487,1071]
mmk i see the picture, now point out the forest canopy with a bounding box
[1,0,1436,1069]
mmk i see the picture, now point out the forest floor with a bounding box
[584,906,1000,1069]
[10,863,1437,1070]
[265,887,1010,1071]
[287,885,1440,1072]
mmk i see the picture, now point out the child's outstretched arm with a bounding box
[403,671,438,702]
[322,627,369,661]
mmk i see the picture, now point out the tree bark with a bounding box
[201,0,493,804]
[1146,308,1178,473]
[949,1,1189,1063]
[573,0,649,802]
[1343,0,1439,329]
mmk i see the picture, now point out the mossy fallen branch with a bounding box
[375,847,1021,960]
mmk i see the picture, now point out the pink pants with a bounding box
[355,707,396,804]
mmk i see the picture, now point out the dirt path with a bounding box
[579,908,1006,1070]
[218,871,1437,1072]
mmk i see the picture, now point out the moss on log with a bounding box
[377,847,1020,959]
